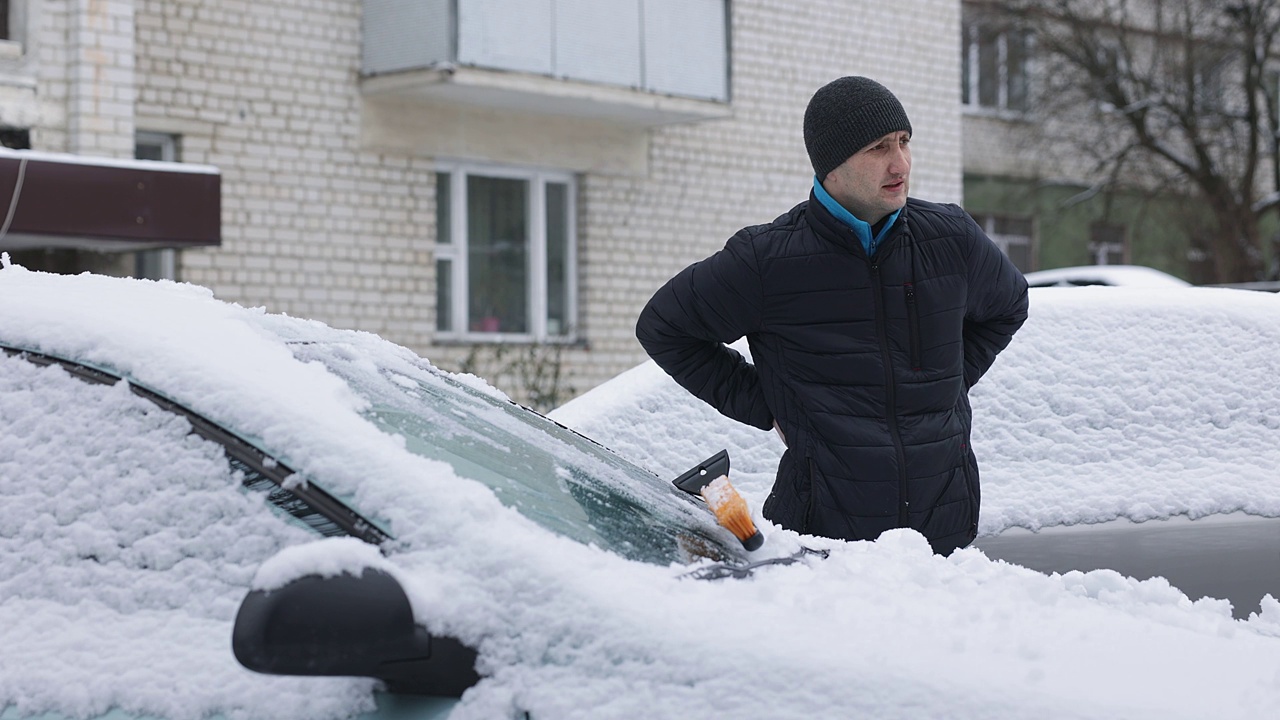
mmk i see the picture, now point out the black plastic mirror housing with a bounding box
[232,568,480,697]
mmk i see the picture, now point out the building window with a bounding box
[0,0,23,51]
[134,132,180,280]
[974,214,1034,271]
[1089,222,1127,265]
[434,165,576,341]
[1193,54,1230,114]
[0,126,29,149]
[962,18,1031,113]
[135,131,177,162]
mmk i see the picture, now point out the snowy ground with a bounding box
[2,264,1279,720]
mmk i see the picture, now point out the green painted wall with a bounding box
[962,174,1280,283]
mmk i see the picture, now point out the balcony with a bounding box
[361,0,731,127]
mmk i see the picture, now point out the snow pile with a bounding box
[2,267,1279,720]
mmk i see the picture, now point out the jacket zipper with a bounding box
[870,263,911,528]
[905,282,922,371]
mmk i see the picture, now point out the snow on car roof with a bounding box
[3,263,1280,720]
[553,285,1280,534]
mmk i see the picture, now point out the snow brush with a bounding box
[672,450,765,551]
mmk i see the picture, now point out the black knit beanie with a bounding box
[804,76,913,180]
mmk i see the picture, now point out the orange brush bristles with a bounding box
[699,475,759,542]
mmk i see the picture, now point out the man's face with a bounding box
[821,130,911,225]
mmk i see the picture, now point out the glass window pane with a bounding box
[135,142,165,161]
[134,250,174,280]
[961,23,972,105]
[435,172,452,245]
[995,216,1033,237]
[291,341,739,566]
[135,132,176,161]
[436,259,453,332]
[1091,223,1125,245]
[1006,30,1029,112]
[467,176,529,334]
[978,26,1000,107]
[545,182,570,336]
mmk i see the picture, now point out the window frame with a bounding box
[1089,222,1128,265]
[134,131,181,280]
[0,0,25,59]
[433,162,578,344]
[974,213,1035,272]
[962,18,1033,116]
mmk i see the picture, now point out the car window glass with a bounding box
[288,341,738,566]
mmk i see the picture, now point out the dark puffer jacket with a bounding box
[636,195,1029,555]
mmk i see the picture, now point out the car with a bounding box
[1205,279,1280,292]
[553,284,1280,620]
[1020,264,1192,288]
[4,262,1280,720]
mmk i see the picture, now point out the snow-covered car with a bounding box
[552,285,1280,622]
[1021,264,1191,288]
[4,262,1280,720]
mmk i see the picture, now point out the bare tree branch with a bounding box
[997,0,1280,280]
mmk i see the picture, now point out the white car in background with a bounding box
[3,263,1280,720]
[1020,264,1191,288]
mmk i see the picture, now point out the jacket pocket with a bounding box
[764,449,806,531]
[904,282,922,371]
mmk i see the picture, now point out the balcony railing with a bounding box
[362,0,730,125]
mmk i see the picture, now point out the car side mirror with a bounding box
[232,568,480,697]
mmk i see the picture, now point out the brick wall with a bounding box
[15,0,963,405]
[68,0,137,157]
[133,0,437,345]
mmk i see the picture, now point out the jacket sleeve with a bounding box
[962,216,1029,388]
[635,231,774,431]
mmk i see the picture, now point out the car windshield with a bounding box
[287,340,740,567]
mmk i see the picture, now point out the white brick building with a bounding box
[0,0,963,406]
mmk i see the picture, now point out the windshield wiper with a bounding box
[3,347,391,545]
[685,547,830,581]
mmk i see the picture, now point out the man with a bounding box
[636,76,1028,555]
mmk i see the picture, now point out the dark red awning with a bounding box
[0,150,220,251]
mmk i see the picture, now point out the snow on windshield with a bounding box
[0,351,376,720]
[2,265,1279,720]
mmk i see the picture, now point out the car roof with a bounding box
[1021,264,1192,288]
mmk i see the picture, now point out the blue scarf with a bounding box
[813,176,902,257]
